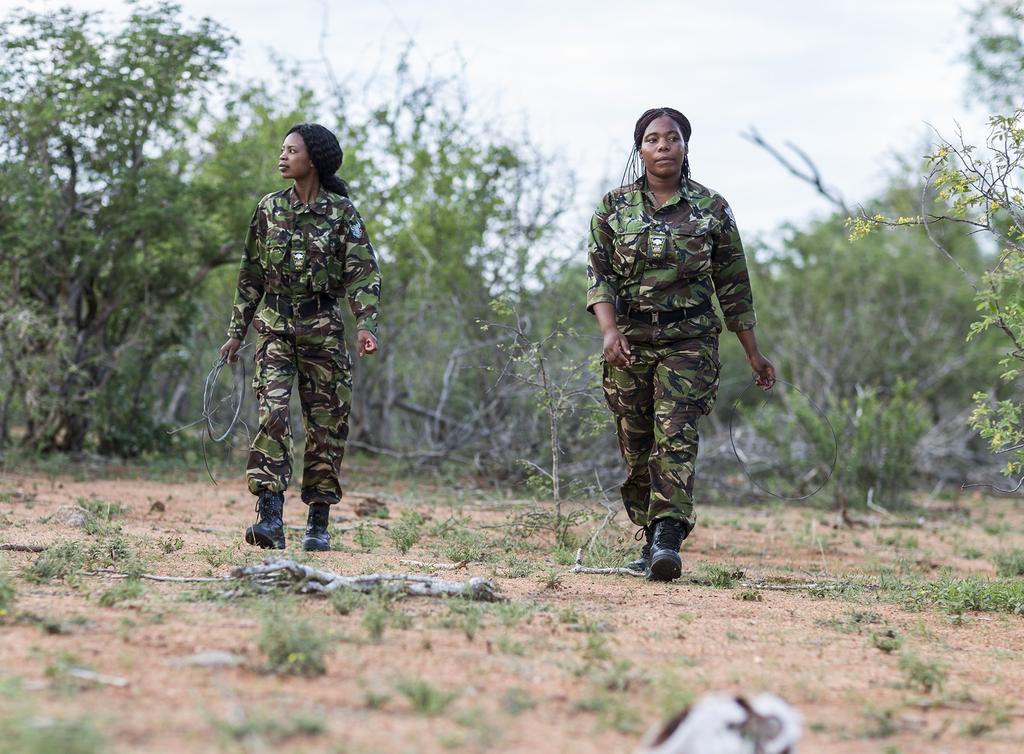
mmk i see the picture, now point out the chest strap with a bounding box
[264,292,334,319]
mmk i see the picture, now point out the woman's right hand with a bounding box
[602,328,632,368]
[219,337,242,363]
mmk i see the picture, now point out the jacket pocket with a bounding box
[671,223,713,277]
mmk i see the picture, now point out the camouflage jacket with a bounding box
[227,186,381,339]
[586,177,756,339]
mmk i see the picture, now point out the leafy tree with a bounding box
[0,3,236,453]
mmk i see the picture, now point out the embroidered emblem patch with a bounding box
[724,206,736,223]
[350,220,363,239]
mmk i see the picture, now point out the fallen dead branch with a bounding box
[82,569,230,583]
[232,558,505,601]
[65,668,129,687]
[399,559,469,570]
[0,543,48,552]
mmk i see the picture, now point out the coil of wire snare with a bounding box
[204,353,246,443]
[727,377,839,501]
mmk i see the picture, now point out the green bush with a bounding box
[388,510,424,554]
[258,607,329,676]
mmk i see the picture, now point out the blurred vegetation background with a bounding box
[1,1,1022,513]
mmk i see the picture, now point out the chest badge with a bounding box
[650,233,666,259]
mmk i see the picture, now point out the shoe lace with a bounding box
[634,526,647,542]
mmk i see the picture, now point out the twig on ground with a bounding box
[65,668,129,687]
[232,558,504,601]
[82,569,230,583]
[399,559,469,570]
[0,543,47,552]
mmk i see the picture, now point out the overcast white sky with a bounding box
[3,0,992,240]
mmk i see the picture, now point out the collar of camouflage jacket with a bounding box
[287,185,332,215]
[638,176,692,213]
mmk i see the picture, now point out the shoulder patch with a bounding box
[724,206,736,224]
[350,218,363,239]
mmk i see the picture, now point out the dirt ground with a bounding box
[1,464,1023,754]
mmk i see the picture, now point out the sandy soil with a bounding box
[1,466,1022,754]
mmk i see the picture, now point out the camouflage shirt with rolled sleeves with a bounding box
[227,186,381,340]
[586,177,756,339]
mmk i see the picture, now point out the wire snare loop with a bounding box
[727,378,838,501]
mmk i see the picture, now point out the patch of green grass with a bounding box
[817,610,883,634]
[0,712,107,754]
[388,509,425,554]
[394,677,458,716]
[196,545,233,570]
[923,575,1024,615]
[330,589,365,616]
[869,629,902,653]
[690,563,743,588]
[899,652,946,693]
[860,706,899,739]
[353,525,380,552]
[735,588,763,602]
[442,600,484,641]
[98,579,144,608]
[495,634,527,656]
[993,548,1024,577]
[258,606,329,676]
[214,710,325,744]
[362,599,390,642]
[158,536,184,554]
[0,563,15,620]
[499,554,533,578]
[493,601,535,628]
[440,526,485,563]
[77,498,126,521]
[500,687,536,716]
[571,692,643,733]
[956,544,983,560]
[23,542,86,584]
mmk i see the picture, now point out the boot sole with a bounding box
[648,551,682,581]
[245,527,285,549]
[302,538,331,552]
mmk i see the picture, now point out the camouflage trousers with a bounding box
[247,304,353,505]
[603,336,720,533]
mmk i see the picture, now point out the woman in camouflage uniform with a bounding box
[219,123,381,552]
[588,108,774,581]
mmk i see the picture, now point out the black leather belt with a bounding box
[264,292,334,318]
[615,297,712,326]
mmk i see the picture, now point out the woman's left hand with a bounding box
[357,331,378,357]
[747,351,776,390]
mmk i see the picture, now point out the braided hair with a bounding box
[286,123,350,198]
[620,107,692,188]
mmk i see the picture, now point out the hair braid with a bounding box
[620,107,692,188]
[286,123,350,198]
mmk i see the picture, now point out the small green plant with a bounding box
[258,607,329,676]
[77,498,126,521]
[362,600,390,642]
[500,687,536,716]
[899,653,947,693]
[993,548,1024,577]
[441,526,485,563]
[98,579,144,608]
[443,601,484,641]
[869,629,902,653]
[0,564,15,620]
[158,536,184,554]
[388,509,425,554]
[353,525,380,552]
[394,677,458,716]
[330,589,365,616]
[691,563,742,588]
[495,634,527,656]
[0,713,107,754]
[735,589,763,602]
[24,542,86,584]
[214,710,325,744]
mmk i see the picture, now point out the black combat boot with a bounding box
[244,490,285,549]
[302,503,331,552]
[647,517,686,581]
[625,525,654,574]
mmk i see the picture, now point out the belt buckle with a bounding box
[651,310,659,326]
